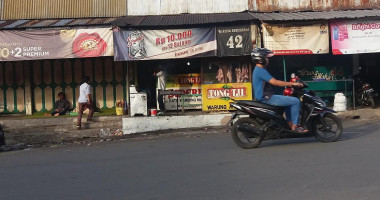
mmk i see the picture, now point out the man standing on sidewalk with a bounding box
[155,65,166,115]
[76,76,94,130]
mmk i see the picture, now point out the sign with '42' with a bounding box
[217,25,252,56]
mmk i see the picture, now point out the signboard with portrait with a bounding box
[217,25,252,56]
[203,61,250,85]
[164,73,202,110]
[201,60,252,111]
[202,83,252,111]
[0,28,113,61]
[262,21,329,55]
[114,28,216,61]
[330,19,380,54]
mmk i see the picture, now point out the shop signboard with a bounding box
[0,28,113,61]
[202,83,252,111]
[217,25,251,56]
[164,74,202,110]
[262,21,329,55]
[114,28,216,61]
[297,66,348,82]
[330,19,380,54]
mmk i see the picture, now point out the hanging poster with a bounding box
[217,25,251,56]
[262,21,329,55]
[164,73,202,110]
[114,28,216,61]
[331,19,380,54]
[202,83,252,111]
[0,28,113,61]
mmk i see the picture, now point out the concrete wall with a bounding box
[122,114,231,134]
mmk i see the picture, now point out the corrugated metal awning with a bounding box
[112,12,259,28]
[0,17,117,30]
[250,9,380,21]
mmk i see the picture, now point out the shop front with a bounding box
[0,27,126,115]
[330,18,380,98]
[113,23,261,114]
[261,20,355,107]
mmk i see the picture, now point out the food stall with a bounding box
[201,59,253,111]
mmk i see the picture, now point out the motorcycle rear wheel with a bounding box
[231,117,263,149]
[312,113,343,143]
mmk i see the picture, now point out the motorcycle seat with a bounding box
[237,100,285,113]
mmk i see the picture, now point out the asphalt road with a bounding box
[1,120,380,200]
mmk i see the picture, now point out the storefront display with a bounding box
[201,60,252,111]
[164,73,202,110]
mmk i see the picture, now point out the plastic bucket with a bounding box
[150,109,157,117]
[115,107,123,116]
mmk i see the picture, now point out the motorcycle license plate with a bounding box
[365,88,374,93]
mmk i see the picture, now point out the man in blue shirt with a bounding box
[251,48,307,133]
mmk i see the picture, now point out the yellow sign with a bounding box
[165,74,202,110]
[166,73,201,87]
[202,83,252,111]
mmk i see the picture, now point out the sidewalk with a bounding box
[335,107,380,121]
[0,108,379,150]
[0,115,122,146]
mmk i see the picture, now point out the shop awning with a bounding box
[0,17,117,30]
[250,9,380,21]
[112,12,259,28]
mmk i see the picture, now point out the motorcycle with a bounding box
[228,75,343,149]
[355,78,377,109]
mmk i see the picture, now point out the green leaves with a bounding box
[220,97,230,101]
[222,84,233,89]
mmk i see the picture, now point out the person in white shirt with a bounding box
[154,66,166,115]
[76,76,94,130]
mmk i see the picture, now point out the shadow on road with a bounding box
[339,120,379,141]
[253,120,379,148]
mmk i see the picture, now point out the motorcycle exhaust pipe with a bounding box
[236,124,263,138]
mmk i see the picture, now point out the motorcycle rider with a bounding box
[251,48,308,133]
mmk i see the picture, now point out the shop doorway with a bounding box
[136,59,201,110]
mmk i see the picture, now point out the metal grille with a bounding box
[0,57,127,114]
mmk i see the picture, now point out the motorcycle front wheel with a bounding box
[369,96,376,109]
[231,117,263,149]
[311,113,343,143]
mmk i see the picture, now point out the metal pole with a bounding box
[126,62,130,116]
[353,79,355,110]
[282,56,287,81]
